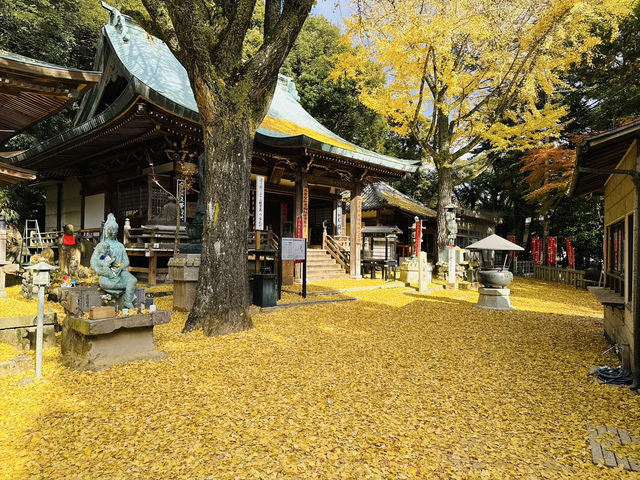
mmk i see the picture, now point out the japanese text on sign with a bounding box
[255,175,265,230]
[281,237,306,261]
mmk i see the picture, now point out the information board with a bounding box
[281,237,306,261]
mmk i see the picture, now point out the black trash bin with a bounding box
[252,273,277,307]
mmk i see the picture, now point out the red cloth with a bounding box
[63,234,76,245]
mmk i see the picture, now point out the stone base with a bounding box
[61,311,171,371]
[399,258,419,285]
[0,354,31,378]
[446,283,458,291]
[0,313,58,350]
[168,254,200,312]
[475,287,514,311]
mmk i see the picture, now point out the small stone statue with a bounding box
[59,224,81,275]
[90,214,137,308]
[445,204,458,245]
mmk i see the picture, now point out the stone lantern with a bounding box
[24,261,58,378]
[466,235,523,311]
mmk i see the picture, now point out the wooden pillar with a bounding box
[294,170,308,281]
[56,182,63,232]
[350,182,362,279]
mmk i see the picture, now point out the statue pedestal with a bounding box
[61,311,170,371]
[399,257,419,285]
[168,254,200,312]
[60,285,146,315]
[475,287,514,311]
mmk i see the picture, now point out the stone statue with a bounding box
[59,224,81,275]
[90,214,137,308]
[445,204,458,245]
[150,199,178,225]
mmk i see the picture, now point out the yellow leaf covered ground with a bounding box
[1,278,639,479]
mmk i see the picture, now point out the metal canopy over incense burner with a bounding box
[466,235,524,311]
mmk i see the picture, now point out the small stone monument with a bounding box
[168,254,200,311]
[0,215,18,298]
[466,234,524,311]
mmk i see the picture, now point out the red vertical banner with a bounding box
[532,237,541,264]
[415,219,422,253]
[566,238,575,268]
[302,187,309,240]
[548,236,557,265]
[508,236,516,259]
[296,216,303,238]
[568,246,575,268]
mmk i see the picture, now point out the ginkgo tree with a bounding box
[333,0,633,260]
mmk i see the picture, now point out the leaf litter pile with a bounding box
[1,278,640,479]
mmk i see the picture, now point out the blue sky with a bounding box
[311,0,352,28]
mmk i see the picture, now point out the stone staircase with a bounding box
[305,248,349,282]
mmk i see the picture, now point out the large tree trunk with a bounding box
[436,166,453,263]
[183,101,254,335]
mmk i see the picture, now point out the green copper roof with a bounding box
[100,3,418,174]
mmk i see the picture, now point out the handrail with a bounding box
[248,230,279,251]
[324,232,350,273]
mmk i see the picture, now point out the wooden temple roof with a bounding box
[12,4,419,183]
[353,182,437,218]
[569,120,640,197]
[0,154,35,186]
[0,51,101,145]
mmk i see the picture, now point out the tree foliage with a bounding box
[333,0,633,258]
[281,16,391,153]
[520,145,576,214]
[562,2,640,133]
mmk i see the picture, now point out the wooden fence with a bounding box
[533,265,587,288]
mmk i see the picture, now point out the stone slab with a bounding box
[588,425,640,471]
[0,325,57,350]
[0,354,31,377]
[65,310,171,336]
[0,313,57,330]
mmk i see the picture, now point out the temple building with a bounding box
[569,120,640,377]
[10,5,420,279]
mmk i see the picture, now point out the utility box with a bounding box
[252,273,277,307]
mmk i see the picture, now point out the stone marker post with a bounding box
[418,251,431,294]
[24,261,57,379]
[448,245,457,289]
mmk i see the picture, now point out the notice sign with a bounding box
[281,237,306,261]
[255,175,265,230]
[336,204,343,236]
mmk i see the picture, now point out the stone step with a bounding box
[307,275,349,281]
